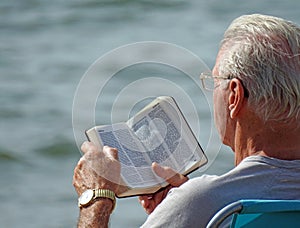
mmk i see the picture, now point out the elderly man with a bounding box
[73,14,300,227]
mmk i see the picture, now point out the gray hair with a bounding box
[218,14,300,125]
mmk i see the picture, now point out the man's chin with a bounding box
[221,137,232,148]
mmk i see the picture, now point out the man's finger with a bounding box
[103,146,119,160]
[80,141,98,154]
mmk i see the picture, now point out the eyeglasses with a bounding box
[200,72,249,97]
[200,72,231,91]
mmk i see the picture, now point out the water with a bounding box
[1,0,300,227]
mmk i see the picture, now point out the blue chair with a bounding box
[207,199,300,228]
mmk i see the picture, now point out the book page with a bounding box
[158,98,204,173]
[128,96,204,175]
[95,123,161,188]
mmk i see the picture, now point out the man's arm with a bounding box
[78,199,113,228]
[73,142,120,228]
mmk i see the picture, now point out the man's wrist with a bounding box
[80,198,114,214]
[78,189,116,214]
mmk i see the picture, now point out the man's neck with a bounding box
[233,121,300,165]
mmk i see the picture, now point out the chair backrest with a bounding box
[207,199,300,228]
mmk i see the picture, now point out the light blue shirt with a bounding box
[141,156,300,227]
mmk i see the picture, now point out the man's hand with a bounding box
[73,141,121,195]
[138,162,188,214]
[73,142,121,228]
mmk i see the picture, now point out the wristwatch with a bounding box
[78,189,116,212]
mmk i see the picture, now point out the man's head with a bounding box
[213,14,300,144]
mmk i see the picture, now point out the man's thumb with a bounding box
[152,162,188,187]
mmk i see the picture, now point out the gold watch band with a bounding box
[94,189,116,213]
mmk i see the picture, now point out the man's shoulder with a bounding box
[180,155,300,198]
[178,156,278,194]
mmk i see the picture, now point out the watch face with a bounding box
[79,189,94,206]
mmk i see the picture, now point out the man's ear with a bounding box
[228,78,246,119]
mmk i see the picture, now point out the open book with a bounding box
[86,96,207,198]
